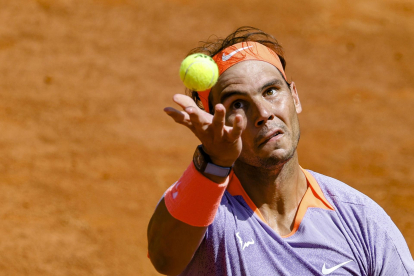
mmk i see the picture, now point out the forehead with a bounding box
[211,60,285,100]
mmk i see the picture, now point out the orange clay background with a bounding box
[0,0,413,275]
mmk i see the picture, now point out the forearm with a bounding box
[150,95,241,274]
[147,198,207,275]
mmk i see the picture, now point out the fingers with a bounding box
[212,104,243,142]
[173,94,198,110]
[172,94,210,127]
[185,106,205,127]
[164,107,191,127]
[211,104,225,132]
[228,114,243,141]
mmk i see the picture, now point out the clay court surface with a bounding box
[0,0,413,275]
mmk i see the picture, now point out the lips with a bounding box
[258,128,284,146]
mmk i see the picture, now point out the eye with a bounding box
[265,88,277,96]
[232,101,244,110]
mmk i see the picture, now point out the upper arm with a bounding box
[365,203,414,275]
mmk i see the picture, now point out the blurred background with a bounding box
[0,0,413,275]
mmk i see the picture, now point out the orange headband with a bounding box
[197,41,287,113]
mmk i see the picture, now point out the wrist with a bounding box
[209,156,235,168]
[201,145,236,167]
[193,145,233,178]
[164,162,229,226]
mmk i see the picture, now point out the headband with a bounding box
[197,41,287,113]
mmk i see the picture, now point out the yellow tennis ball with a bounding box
[179,53,219,91]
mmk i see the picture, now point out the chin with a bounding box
[238,148,296,170]
[263,151,294,169]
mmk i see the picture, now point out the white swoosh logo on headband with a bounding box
[222,46,253,61]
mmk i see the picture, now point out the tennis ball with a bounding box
[179,53,219,91]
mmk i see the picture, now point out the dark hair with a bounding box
[185,26,289,112]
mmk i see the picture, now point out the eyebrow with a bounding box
[259,79,284,93]
[219,79,285,104]
[219,91,247,104]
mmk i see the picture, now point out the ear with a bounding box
[290,82,302,114]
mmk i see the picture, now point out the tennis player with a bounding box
[147,26,414,275]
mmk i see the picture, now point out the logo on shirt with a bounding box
[322,260,353,275]
[235,232,255,250]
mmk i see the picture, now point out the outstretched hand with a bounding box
[164,94,244,167]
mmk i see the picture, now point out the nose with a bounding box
[254,100,275,127]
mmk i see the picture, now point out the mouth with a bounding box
[258,129,284,146]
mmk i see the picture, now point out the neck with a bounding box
[233,152,307,235]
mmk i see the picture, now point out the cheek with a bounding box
[275,98,297,125]
[225,114,235,126]
[240,123,257,150]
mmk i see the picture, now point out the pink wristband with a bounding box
[164,162,230,227]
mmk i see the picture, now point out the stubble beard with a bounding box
[236,129,301,171]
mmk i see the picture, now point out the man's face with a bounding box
[210,60,302,169]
